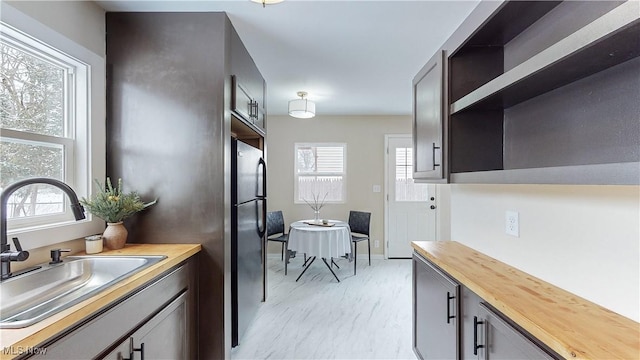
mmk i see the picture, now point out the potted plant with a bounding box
[80,178,156,249]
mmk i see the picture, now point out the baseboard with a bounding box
[266,253,385,260]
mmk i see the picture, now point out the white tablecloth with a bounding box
[287,220,352,259]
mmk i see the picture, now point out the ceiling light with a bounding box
[251,0,284,7]
[288,91,316,119]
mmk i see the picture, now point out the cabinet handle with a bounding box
[246,100,253,119]
[250,100,259,121]
[446,292,455,323]
[432,142,441,169]
[473,316,485,355]
[122,337,145,360]
[133,342,144,360]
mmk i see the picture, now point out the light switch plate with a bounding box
[373,185,381,193]
[505,211,519,237]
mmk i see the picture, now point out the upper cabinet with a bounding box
[231,29,267,138]
[413,0,640,184]
[413,50,446,181]
[232,76,265,132]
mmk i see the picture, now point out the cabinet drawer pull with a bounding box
[446,292,455,323]
[247,100,254,120]
[473,316,485,355]
[432,142,441,169]
[133,342,145,360]
[122,337,145,360]
[250,100,259,121]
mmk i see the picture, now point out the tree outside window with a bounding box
[1,32,73,219]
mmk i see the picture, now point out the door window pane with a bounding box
[395,147,429,201]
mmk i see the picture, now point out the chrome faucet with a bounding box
[1,178,86,280]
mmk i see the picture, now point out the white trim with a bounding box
[384,134,416,259]
[383,135,393,260]
[1,3,105,250]
[0,129,74,148]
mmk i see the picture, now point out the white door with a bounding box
[385,135,436,258]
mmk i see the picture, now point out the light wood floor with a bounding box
[231,255,416,360]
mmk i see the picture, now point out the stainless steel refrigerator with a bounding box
[231,139,266,347]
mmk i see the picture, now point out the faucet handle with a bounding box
[12,237,23,251]
[12,237,29,261]
[4,238,29,262]
[49,248,71,264]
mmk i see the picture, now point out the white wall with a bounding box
[265,115,412,256]
[450,184,640,321]
[5,1,105,56]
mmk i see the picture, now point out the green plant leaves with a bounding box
[80,177,156,223]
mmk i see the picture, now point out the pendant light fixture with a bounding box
[251,0,284,7]
[288,91,316,119]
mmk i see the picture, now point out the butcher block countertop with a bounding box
[412,241,640,359]
[0,243,201,359]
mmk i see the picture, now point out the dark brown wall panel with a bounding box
[107,12,230,359]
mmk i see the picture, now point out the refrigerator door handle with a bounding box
[257,157,267,198]
[258,199,267,238]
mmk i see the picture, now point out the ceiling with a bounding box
[96,0,479,116]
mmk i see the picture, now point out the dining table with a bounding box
[287,219,352,282]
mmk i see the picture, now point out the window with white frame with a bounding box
[1,27,79,227]
[294,143,346,203]
[0,8,105,249]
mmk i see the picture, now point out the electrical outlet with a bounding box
[505,211,519,237]
[374,240,380,248]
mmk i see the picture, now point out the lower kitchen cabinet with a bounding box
[413,241,639,359]
[414,252,558,360]
[104,292,188,359]
[460,287,482,359]
[29,261,196,360]
[474,303,554,360]
[413,254,459,359]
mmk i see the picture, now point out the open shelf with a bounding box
[231,114,264,150]
[412,0,640,184]
[451,2,640,114]
[443,0,640,185]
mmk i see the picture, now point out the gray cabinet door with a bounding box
[104,291,188,360]
[475,303,555,360]
[413,50,446,181]
[413,254,459,360]
[230,27,267,136]
[232,75,266,135]
[460,287,483,360]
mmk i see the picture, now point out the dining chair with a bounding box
[267,210,289,274]
[348,210,371,275]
